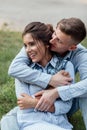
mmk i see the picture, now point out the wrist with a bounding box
[49,75,56,87]
[53,88,59,99]
[32,98,38,108]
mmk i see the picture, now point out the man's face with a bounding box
[50,27,74,56]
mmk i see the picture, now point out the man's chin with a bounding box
[51,47,56,52]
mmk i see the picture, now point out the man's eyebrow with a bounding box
[54,31,63,43]
[54,31,57,37]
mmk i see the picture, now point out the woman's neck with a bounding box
[39,51,53,67]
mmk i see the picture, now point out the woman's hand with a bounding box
[17,93,55,112]
[17,93,38,109]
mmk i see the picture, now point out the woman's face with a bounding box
[23,33,49,66]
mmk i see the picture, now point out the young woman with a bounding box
[0,22,74,130]
[14,22,74,130]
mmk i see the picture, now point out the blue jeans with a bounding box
[1,107,19,130]
[67,98,79,117]
[68,97,87,130]
[0,98,87,130]
[79,97,87,130]
[1,107,71,130]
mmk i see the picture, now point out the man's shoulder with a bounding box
[70,44,87,62]
[72,44,87,54]
[77,44,86,50]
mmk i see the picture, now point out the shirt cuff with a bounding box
[57,85,72,101]
[39,74,52,89]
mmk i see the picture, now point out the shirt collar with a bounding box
[56,51,73,61]
[48,55,59,68]
[64,51,72,60]
[29,55,59,69]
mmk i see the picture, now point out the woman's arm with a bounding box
[17,93,55,113]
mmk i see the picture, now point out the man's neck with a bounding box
[57,51,70,58]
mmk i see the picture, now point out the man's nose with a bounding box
[50,36,56,44]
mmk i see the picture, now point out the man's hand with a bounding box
[49,70,72,87]
[34,88,58,111]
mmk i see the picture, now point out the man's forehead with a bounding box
[54,28,60,35]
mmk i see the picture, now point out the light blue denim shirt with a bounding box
[15,55,74,129]
[8,44,87,101]
[57,44,87,100]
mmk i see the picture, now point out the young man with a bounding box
[1,17,87,130]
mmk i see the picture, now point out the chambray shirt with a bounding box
[8,44,87,101]
[15,55,74,129]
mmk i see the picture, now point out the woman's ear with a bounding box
[69,44,77,51]
[46,45,50,48]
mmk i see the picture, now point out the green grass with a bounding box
[0,30,22,117]
[0,30,87,130]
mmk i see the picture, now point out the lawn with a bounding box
[0,30,87,130]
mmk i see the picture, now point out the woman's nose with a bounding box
[26,46,31,52]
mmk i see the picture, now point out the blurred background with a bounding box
[0,0,87,130]
[0,0,87,30]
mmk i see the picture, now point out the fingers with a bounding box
[17,100,22,108]
[67,77,73,82]
[35,98,43,110]
[17,99,24,109]
[34,90,44,97]
[35,98,51,112]
[21,93,28,97]
[18,104,24,109]
[60,70,70,77]
[39,104,50,112]
[64,78,73,85]
[63,72,70,77]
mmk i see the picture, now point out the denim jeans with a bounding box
[79,97,87,130]
[0,98,87,130]
[67,98,79,117]
[1,107,19,130]
[1,106,71,130]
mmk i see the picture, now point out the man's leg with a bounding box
[79,97,87,130]
[1,107,19,130]
[0,121,1,130]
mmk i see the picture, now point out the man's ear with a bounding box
[69,44,77,51]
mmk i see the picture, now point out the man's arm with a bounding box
[58,78,87,101]
[42,45,87,103]
[8,47,72,88]
[8,47,51,89]
[35,61,75,111]
[58,45,87,101]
